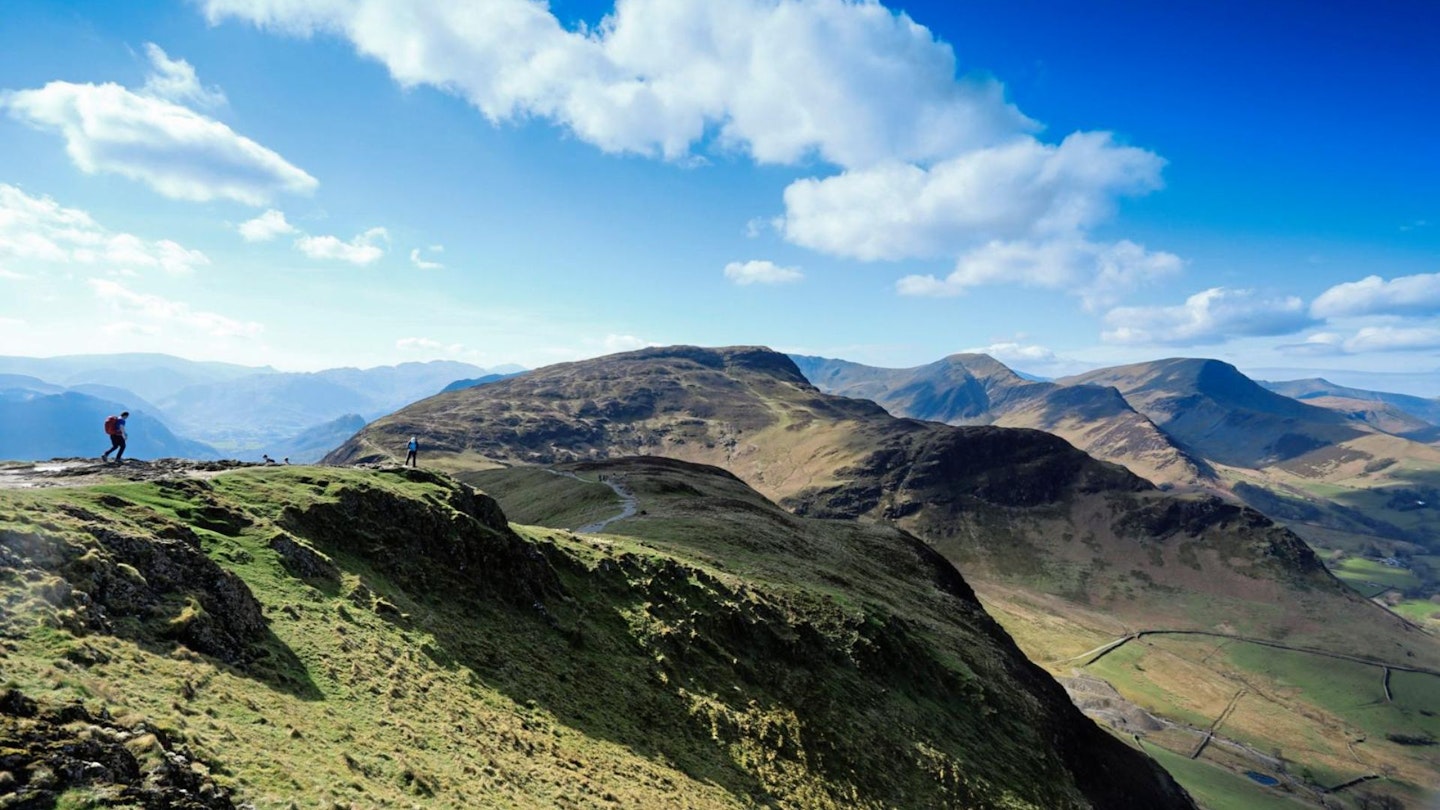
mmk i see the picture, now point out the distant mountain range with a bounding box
[1260,377,1440,440]
[790,353,1213,489]
[0,353,526,461]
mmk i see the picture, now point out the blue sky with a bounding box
[1,1,1437,392]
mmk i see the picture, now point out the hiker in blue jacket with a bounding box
[405,436,418,467]
[101,411,129,462]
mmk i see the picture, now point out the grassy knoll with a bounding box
[459,466,619,529]
[0,462,1189,808]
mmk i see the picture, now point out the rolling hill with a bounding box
[791,353,1213,489]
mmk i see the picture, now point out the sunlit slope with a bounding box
[0,464,1191,808]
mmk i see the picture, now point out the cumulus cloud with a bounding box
[296,227,388,265]
[1,46,316,205]
[205,0,1171,302]
[141,43,227,108]
[238,209,298,242]
[723,259,802,285]
[90,278,261,337]
[410,246,444,269]
[1102,287,1312,346]
[897,238,1180,312]
[0,183,209,275]
[1311,272,1440,319]
[204,0,1032,167]
[783,132,1163,261]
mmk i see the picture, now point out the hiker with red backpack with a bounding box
[101,411,129,462]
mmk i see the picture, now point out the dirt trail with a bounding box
[543,469,639,534]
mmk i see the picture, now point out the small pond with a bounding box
[1244,771,1280,787]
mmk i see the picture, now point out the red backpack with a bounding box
[104,415,121,435]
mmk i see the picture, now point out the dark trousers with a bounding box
[405,450,417,467]
[103,434,126,460]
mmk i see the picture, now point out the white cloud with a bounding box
[723,259,802,285]
[1311,272,1440,319]
[782,132,1163,261]
[296,227,388,265]
[238,209,298,242]
[1343,326,1440,353]
[0,184,209,275]
[204,0,1032,167]
[90,278,261,338]
[965,341,1056,364]
[206,0,1171,307]
[601,334,657,353]
[1102,287,1312,346]
[410,246,444,269]
[2,53,316,205]
[397,336,463,353]
[897,238,1180,312]
[141,43,227,108]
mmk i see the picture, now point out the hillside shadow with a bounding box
[401,572,779,805]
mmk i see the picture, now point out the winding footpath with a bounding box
[543,469,639,534]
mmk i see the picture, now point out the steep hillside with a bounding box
[1062,358,1366,469]
[0,390,218,461]
[791,353,1211,488]
[0,461,1191,808]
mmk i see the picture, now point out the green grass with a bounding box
[1331,558,1422,591]
[1141,744,1310,810]
[458,467,620,529]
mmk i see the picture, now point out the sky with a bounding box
[1,0,1438,393]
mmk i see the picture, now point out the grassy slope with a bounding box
[0,464,1188,809]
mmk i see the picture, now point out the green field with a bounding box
[1141,745,1309,810]
[1331,557,1423,591]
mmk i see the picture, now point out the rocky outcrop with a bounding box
[0,688,238,808]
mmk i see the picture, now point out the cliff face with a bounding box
[0,463,1194,808]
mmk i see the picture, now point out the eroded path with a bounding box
[544,468,639,534]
